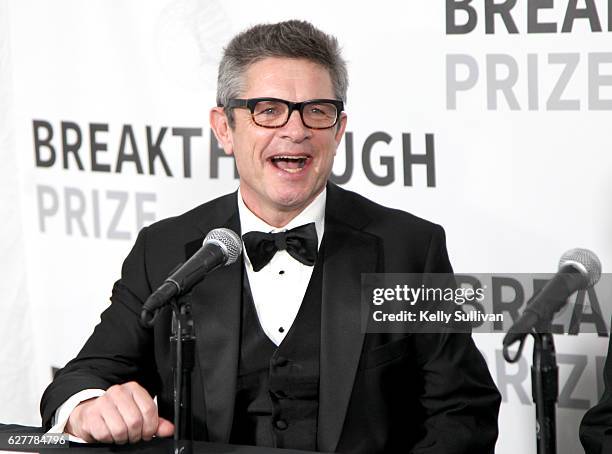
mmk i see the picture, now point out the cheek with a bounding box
[233,121,274,157]
[318,140,338,167]
[233,135,261,164]
[246,131,275,161]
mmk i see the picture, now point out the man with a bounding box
[41,20,501,453]
[580,336,612,453]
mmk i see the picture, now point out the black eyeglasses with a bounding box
[222,97,344,129]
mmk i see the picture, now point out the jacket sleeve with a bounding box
[39,227,161,430]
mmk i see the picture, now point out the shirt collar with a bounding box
[237,187,326,250]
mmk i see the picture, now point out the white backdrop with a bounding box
[1,1,611,453]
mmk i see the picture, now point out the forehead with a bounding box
[242,57,335,99]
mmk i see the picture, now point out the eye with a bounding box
[307,103,335,117]
[254,101,284,116]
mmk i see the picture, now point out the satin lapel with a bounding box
[190,201,242,443]
[317,211,381,452]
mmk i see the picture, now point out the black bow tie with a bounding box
[242,223,318,272]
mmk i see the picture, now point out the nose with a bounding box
[280,109,312,142]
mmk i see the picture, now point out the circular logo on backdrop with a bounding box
[155,0,234,92]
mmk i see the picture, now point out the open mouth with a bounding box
[269,155,310,173]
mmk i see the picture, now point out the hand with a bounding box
[65,381,175,444]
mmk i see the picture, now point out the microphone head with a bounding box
[559,248,602,289]
[204,228,242,265]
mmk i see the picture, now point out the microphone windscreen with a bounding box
[204,228,242,264]
[558,248,602,288]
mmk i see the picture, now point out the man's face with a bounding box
[211,57,347,224]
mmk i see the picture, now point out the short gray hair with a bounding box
[216,20,348,128]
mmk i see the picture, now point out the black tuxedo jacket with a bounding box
[580,335,612,454]
[41,183,500,453]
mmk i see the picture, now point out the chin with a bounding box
[270,189,313,211]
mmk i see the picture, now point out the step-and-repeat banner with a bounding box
[1,1,611,453]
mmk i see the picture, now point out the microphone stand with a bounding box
[504,320,558,454]
[170,295,195,454]
[531,321,558,454]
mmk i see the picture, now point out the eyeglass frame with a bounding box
[220,97,345,129]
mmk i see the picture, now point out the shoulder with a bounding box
[142,191,237,240]
[327,183,451,272]
[327,183,444,237]
[121,191,238,286]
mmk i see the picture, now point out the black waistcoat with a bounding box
[229,253,323,450]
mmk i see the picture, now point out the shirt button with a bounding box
[274,419,288,430]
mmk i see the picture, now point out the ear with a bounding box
[333,112,348,154]
[210,107,235,155]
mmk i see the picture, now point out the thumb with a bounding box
[155,417,175,438]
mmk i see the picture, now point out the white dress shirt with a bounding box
[49,187,326,436]
[238,187,325,346]
[48,389,105,441]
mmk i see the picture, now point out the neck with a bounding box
[239,188,323,228]
[245,202,304,228]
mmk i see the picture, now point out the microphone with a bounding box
[140,228,242,326]
[503,248,602,347]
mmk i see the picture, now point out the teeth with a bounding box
[271,155,308,162]
[270,155,308,172]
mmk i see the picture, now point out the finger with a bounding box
[65,401,97,443]
[75,431,96,444]
[97,395,129,444]
[110,387,146,444]
[68,420,97,444]
[156,417,175,438]
[86,413,113,444]
[127,384,158,441]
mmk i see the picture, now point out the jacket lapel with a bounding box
[317,184,382,452]
[189,192,242,442]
